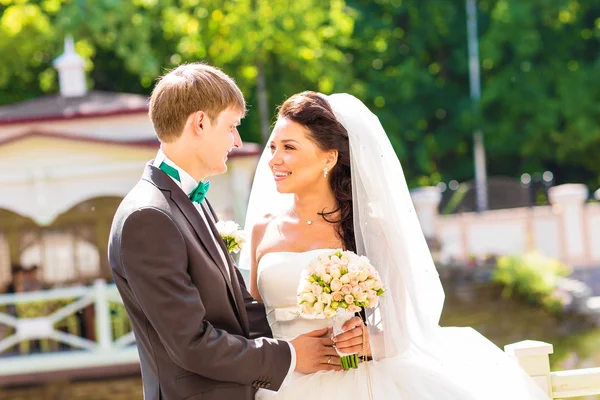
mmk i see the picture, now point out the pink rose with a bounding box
[352,286,362,297]
[359,282,369,291]
[356,292,368,302]
[341,284,352,295]
[350,277,360,287]
[367,289,378,300]
[331,291,343,302]
[330,278,342,292]
[369,297,379,308]
[340,274,351,284]
[348,305,361,313]
[344,294,355,305]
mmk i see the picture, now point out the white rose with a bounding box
[216,220,240,236]
[318,293,332,305]
[330,278,342,292]
[298,280,312,293]
[321,273,333,284]
[302,292,317,304]
[358,268,369,282]
[315,264,328,278]
[323,306,336,318]
[329,265,342,279]
[356,292,368,302]
[314,301,325,314]
[301,302,315,315]
[312,283,324,296]
[340,274,351,284]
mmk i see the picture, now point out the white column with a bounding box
[504,340,554,396]
[229,157,259,225]
[410,186,442,239]
[94,279,113,351]
[548,184,589,264]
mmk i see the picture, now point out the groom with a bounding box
[108,63,343,400]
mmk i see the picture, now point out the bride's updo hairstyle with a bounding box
[278,91,356,252]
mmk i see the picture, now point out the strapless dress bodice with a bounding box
[257,249,335,341]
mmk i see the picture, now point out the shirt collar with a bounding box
[153,149,198,197]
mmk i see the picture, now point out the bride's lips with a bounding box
[273,169,291,182]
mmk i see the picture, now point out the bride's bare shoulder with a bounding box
[251,214,277,245]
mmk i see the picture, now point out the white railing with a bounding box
[0,279,139,377]
[1,281,599,396]
[505,340,600,398]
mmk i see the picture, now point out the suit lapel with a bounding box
[143,162,243,327]
[202,202,250,337]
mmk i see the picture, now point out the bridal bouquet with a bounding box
[297,249,385,370]
[216,220,247,254]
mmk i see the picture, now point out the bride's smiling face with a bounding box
[268,118,332,194]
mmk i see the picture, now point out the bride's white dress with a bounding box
[255,249,549,400]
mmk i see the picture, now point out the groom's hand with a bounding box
[290,328,342,373]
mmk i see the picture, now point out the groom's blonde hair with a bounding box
[149,62,246,143]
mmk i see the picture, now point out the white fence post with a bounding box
[94,279,113,351]
[504,340,554,396]
[548,184,589,265]
[410,186,442,239]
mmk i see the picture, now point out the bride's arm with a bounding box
[249,217,269,302]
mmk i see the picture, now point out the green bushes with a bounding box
[492,251,571,314]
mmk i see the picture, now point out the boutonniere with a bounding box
[216,220,247,253]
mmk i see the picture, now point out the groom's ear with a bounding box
[191,111,207,137]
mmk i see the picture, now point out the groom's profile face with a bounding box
[196,106,244,177]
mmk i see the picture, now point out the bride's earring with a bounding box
[323,167,329,178]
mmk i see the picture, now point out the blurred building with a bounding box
[0,38,261,289]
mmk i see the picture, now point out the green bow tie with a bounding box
[159,162,210,204]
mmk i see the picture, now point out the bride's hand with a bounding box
[332,316,371,358]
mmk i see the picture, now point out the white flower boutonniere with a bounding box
[216,220,247,254]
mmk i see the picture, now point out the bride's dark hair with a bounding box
[278,91,356,253]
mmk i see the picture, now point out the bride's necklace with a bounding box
[291,206,322,225]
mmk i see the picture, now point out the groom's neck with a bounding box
[161,143,208,183]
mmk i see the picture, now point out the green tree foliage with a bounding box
[1,0,599,188]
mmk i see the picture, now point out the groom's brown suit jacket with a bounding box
[108,162,291,400]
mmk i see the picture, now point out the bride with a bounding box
[239,91,549,399]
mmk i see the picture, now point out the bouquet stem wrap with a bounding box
[332,308,359,370]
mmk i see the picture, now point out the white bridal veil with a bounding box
[239,93,549,399]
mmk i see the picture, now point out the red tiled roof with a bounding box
[0,130,262,157]
[0,91,149,125]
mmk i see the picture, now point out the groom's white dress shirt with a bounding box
[153,149,296,382]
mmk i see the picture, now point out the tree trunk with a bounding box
[256,61,270,144]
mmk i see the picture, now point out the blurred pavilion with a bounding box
[0,37,261,288]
